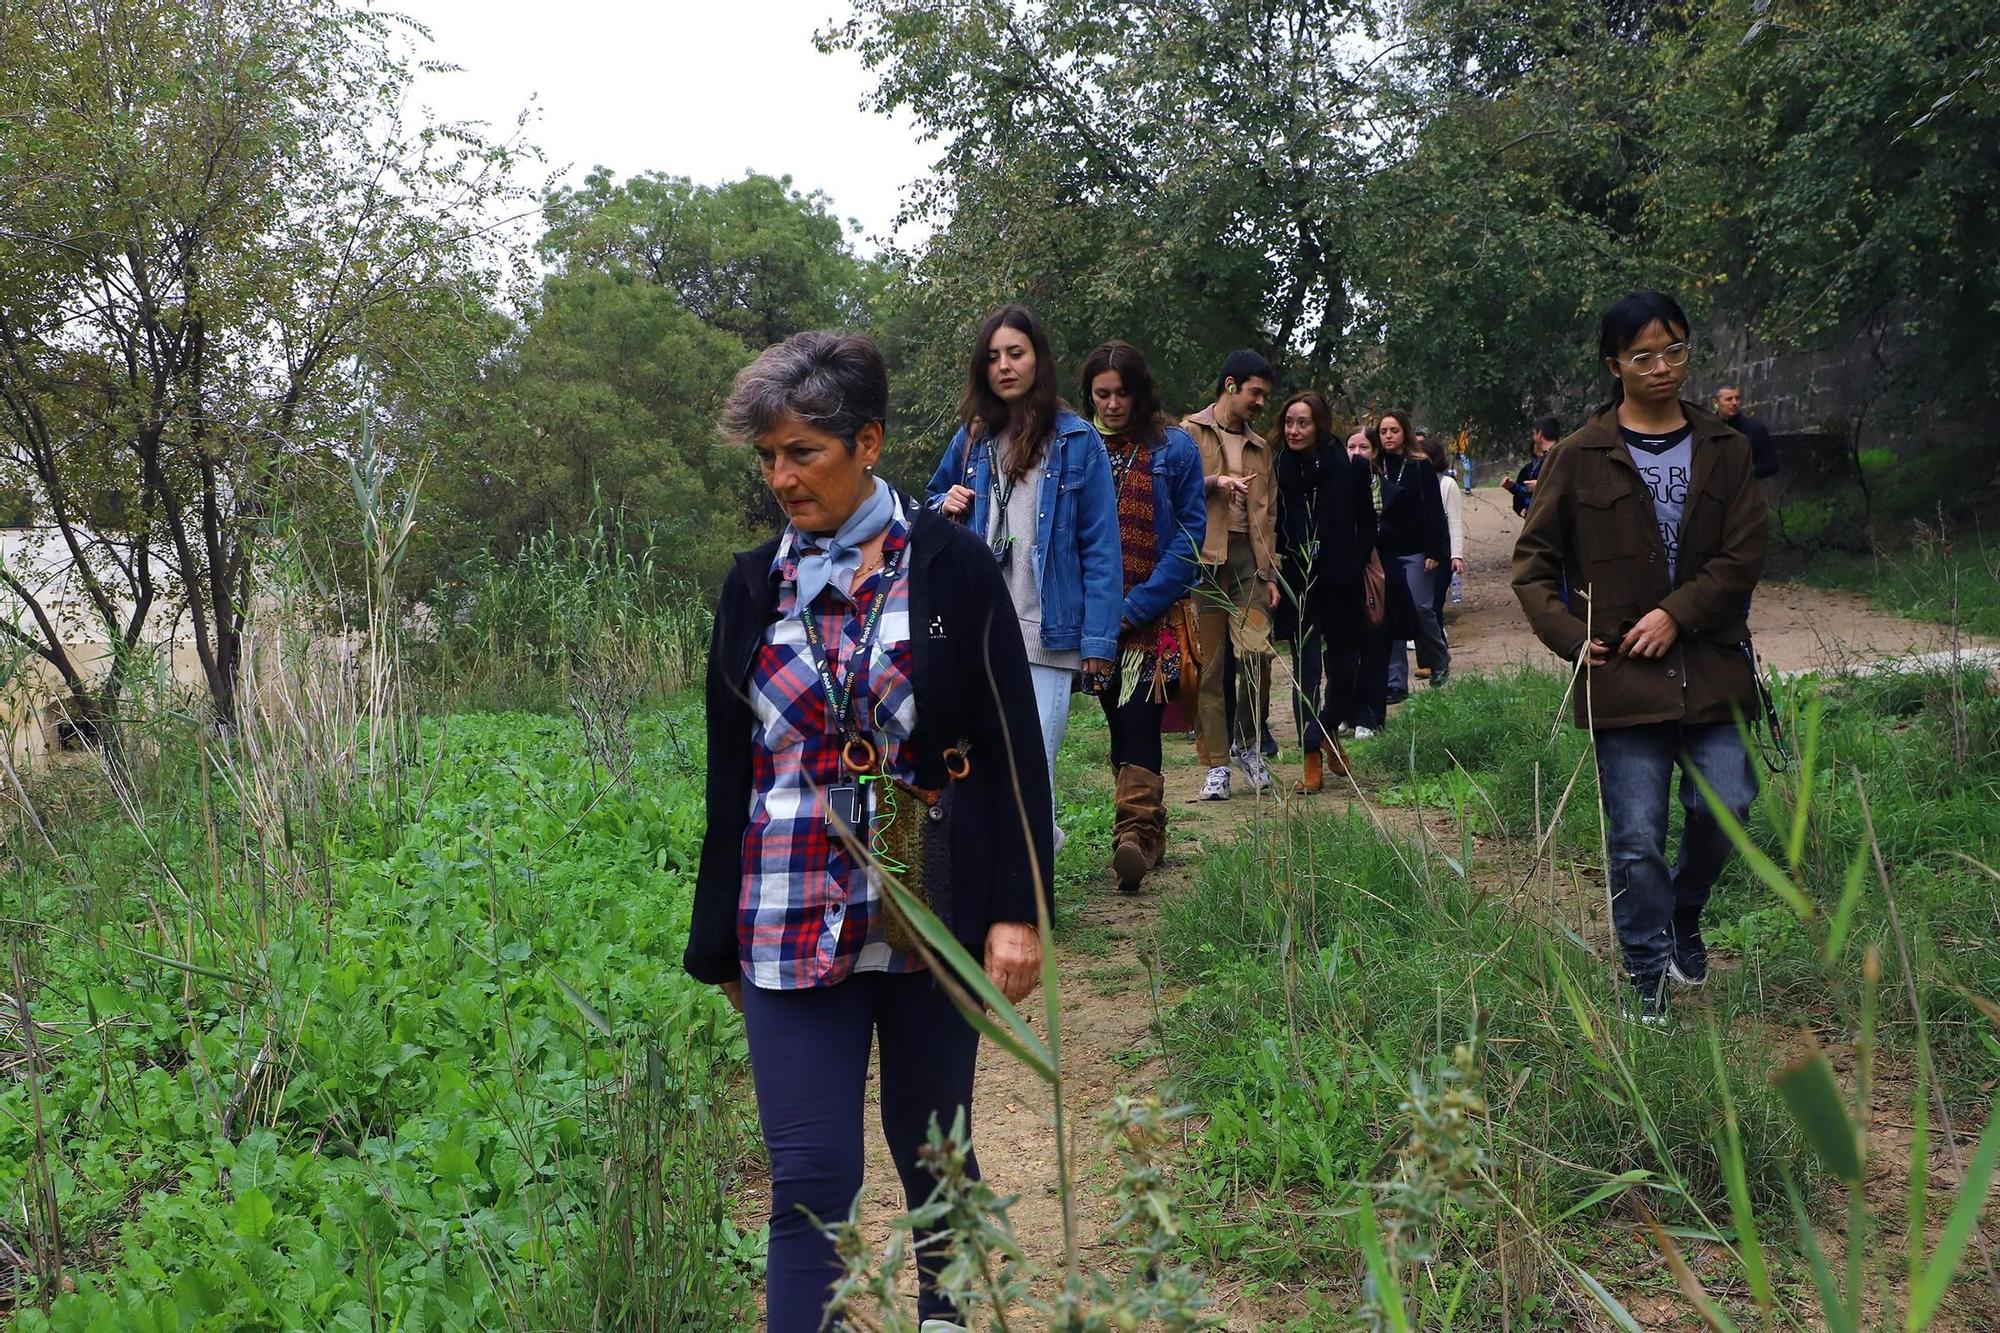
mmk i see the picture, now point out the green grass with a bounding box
[1764,431,2000,637]
[1792,537,2000,639]
[1153,658,2000,1323]
[3,707,755,1330]
[1155,803,1800,1294]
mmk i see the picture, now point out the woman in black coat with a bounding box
[1374,408,1451,701]
[685,330,1053,1331]
[1273,391,1375,790]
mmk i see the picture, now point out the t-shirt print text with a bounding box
[1633,459,1687,577]
[1618,424,1694,584]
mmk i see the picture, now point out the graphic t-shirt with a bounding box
[1619,424,1694,583]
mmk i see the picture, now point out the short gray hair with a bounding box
[721,330,889,452]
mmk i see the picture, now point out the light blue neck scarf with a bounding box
[792,477,893,615]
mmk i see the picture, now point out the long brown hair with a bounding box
[1377,408,1416,455]
[1416,433,1450,473]
[1077,340,1165,446]
[960,304,1062,481]
[1275,390,1334,451]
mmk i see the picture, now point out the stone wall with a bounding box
[1704,319,1898,437]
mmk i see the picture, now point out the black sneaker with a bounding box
[1629,971,1669,1027]
[1259,731,1279,759]
[1385,689,1409,706]
[1669,924,1709,987]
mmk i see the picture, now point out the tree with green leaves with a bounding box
[421,172,877,592]
[0,0,528,730]
[1351,0,1998,448]
[823,0,1389,453]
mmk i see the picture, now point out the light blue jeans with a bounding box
[1029,664,1074,853]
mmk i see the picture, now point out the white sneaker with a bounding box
[1200,766,1232,800]
[920,1322,970,1333]
[1231,744,1274,794]
[1353,726,1375,740]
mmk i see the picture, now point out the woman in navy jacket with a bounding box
[1077,340,1205,892]
[927,305,1122,845]
[688,331,1053,1330]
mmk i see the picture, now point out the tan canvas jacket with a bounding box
[1511,402,1768,729]
[1181,404,1277,577]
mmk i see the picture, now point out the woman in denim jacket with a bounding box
[928,305,1122,847]
[1077,340,1205,893]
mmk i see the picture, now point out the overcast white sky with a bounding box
[390,0,936,248]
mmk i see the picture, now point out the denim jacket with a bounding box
[1115,425,1207,628]
[925,408,1123,662]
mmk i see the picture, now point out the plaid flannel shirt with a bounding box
[739,501,921,990]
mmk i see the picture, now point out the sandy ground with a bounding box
[1447,486,1992,677]
[734,488,1994,1329]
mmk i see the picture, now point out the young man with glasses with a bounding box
[1511,290,1768,1024]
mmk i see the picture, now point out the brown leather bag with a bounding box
[1169,597,1202,707]
[1362,550,1387,629]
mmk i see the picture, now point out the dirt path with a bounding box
[740,485,1993,1327]
[1449,485,1993,675]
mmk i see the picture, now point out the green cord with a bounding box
[857,771,908,876]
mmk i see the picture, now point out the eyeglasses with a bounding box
[1617,342,1692,373]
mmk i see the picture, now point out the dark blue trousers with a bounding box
[740,969,981,1330]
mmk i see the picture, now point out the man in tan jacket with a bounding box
[1513,290,1767,1024]
[1183,350,1279,800]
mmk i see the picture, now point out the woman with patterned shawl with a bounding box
[1077,341,1207,893]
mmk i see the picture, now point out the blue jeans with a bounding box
[1029,663,1073,852]
[741,971,982,1330]
[1386,554,1450,694]
[1594,722,1759,979]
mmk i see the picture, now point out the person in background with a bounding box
[1274,391,1374,791]
[1417,433,1465,636]
[929,305,1122,846]
[1376,408,1451,700]
[1512,290,1768,1024]
[1713,385,1780,480]
[1503,417,1559,518]
[689,331,1053,1330]
[1079,340,1205,893]
[1184,350,1280,801]
[1346,426,1390,739]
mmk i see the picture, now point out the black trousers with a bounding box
[1352,624,1392,729]
[1284,623,1363,751]
[1101,658,1167,772]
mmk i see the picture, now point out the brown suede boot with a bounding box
[1294,748,1324,794]
[1112,764,1166,892]
[1325,737,1352,779]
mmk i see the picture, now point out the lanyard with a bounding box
[1108,436,1142,488]
[987,439,1022,559]
[797,549,902,746]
